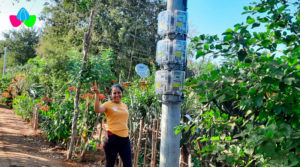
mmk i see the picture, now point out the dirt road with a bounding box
[0,105,87,167]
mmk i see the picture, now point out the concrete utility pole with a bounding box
[3,47,7,77]
[155,0,187,167]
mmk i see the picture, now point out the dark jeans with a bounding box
[103,134,132,167]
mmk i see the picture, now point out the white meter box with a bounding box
[155,70,185,95]
[157,10,188,36]
[156,39,186,65]
[174,10,188,35]
[158,11,172,36]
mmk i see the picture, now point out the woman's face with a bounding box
[111,87,122,103]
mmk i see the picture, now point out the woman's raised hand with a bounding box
[89,80,100,94]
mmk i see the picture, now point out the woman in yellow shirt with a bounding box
[90,81,132,167]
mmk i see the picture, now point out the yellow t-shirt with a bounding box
[102,101,129,137]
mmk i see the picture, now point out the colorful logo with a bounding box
[9,7,36,27]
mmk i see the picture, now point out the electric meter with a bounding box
[157,10,188,36]
[155,70,185,95]
[156,39,186,66]
[156,39,171,65]
[157,11,172,36]
[174,10,188,35]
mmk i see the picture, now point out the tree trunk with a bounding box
[196,140,205,167]
[153,120,159,166]
[150,119,159,167]
[99,118,105,142]
[79,101,90,162]
[67,10,95,160]
[33,105,39,130]
[133,119,144,167]
[143,129,148,167]
[188,153,192,167]
[180,145,189,167]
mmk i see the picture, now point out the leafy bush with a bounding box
[181,0,300,166]
[12,93,34,120]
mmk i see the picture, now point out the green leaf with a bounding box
[265,130,274,138]
[283,31,287,36]
[196,50,205,58]
[225,136,231,141]
[200,34,205,40]
[216,44,222,50]
[247,16,255,24]
[258,17,269,23]
[234,23,241,31]
[213,35,219,40]
[253,32,260,39]
[249,87,257,96]
[245,160,254,167]
[254,96,264,107]
[224,34,234,42]
[243,6,248,11]
[211,136,220,141]
[251,22,260,28]
[204,44,209,50]
[192,36,199,42]
[261,40,271,47]
[275,30,281,39]
[277,5,286,14]
[226,28,233,33]
[238,49,247,61]
[221,113,228,120]
[200,136,209,142]
[174,126,182,135]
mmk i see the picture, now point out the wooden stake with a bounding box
[143,130,148,167]
[67,9,95,160]
[150,120,157,167]
[180,145,189,167]
[33,105,38,130]
[153,120,159,166]
[79,101,90,162]
[133,119,144,167]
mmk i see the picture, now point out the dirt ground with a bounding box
[0,105,105,167]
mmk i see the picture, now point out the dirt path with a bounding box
[0,105,90,167]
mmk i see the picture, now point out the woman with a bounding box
[90,81,132,167]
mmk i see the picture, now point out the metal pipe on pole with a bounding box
[159,1,187,167]
[3,47,7,77]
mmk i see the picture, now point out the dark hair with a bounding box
[110,84,123,94]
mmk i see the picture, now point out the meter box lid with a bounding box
[173,40,187,65]
[157,11,172,36]
[174,10,188,35]
[155,70,168,94]
[156,39,171,65]
[169,70,185,95]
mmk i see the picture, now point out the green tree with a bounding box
[0,28,39,75]
[37,0,165,80]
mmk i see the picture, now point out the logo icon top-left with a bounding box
[9,7,36,27]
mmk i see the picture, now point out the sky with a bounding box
[188,0,253,36]
[0,0,255,40]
